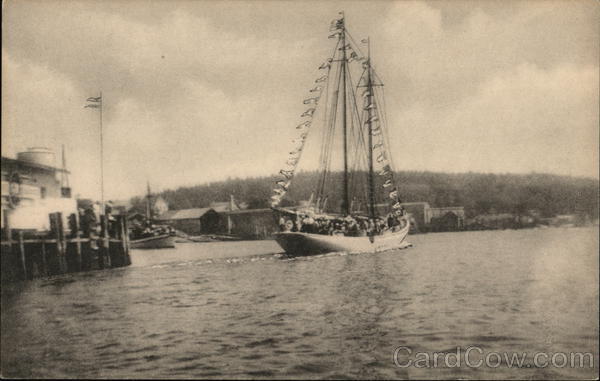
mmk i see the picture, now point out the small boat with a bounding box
[270,14,411,256]
[130,234,176,249]
[129,181,176,249]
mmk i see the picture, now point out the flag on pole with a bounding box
[84,96,102,108]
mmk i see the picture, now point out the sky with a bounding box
[2,0,598,200]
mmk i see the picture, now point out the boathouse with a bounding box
[400,202,430,232]
[221,208,277,239]
[155,208,221,235]
[427,206,465,231]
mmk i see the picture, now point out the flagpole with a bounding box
[99,90,105,216]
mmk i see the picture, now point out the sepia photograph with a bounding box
[1,0,598,379]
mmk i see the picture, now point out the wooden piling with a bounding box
[40,238,48,277]
[1,210,131,282]
[49,212,68,274]
[1,213,15,282]
[72,212,82,272]
[122,215,131,266]
[18,230,27,280]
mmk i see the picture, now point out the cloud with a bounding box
[391,62,598,177]
[2,1,598,201]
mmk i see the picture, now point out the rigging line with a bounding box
[346,65,370,202]
[317,58,342,201]
[317,37,342,170]
[344,30,367,61]
[315,39,342,201]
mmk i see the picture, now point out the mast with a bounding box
[145,181,152,220]
[61,144,69,188]
[99,91,105,215]
[340,13,350,216]
[366,38,376,221]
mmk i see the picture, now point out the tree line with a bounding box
[129,171,599,219]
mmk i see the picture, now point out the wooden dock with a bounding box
[1,212,131,282]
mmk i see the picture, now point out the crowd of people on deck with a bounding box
[278,210,406,237]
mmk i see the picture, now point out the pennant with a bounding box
[301,108,316,117]
[296,120,311,129]
[379,165,390,176]
[309,86,322,93]
[392,202,402,209]
[280,169,294,179]
[330,18,343,30]
[383,180,393,188]
[303,97,319,104]
[85,95,102,109]
[315,76,328,83]
[389,189,398,199]
[377,153,386,163]
[319,62,331,70]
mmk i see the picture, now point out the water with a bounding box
[1,227,598,379]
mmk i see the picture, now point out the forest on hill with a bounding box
[129,171,598,219]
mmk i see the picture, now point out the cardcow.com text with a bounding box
[393,346,596,369]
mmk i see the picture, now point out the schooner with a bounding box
[270,14,411,256]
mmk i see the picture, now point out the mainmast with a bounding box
[365,38,376,221]
[340,13,350,216]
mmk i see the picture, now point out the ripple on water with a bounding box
[1,228,598,379]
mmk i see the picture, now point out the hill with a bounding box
[128,171,598,219]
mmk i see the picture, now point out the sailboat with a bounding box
[271,14,411,256]
[130,182,176,249]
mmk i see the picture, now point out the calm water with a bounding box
[1,227,598,379]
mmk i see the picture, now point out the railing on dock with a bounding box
[1,212,131,282]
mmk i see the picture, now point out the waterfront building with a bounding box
[155,208,221,235]
[1,148,75,229]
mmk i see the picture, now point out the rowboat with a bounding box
[130,234,176,249]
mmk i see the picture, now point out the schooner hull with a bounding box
[273,220,410,256]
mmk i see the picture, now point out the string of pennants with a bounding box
[362,83,402,213]
[270,17,344,208]
[271,16,401,213]
[270,62,329,207]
